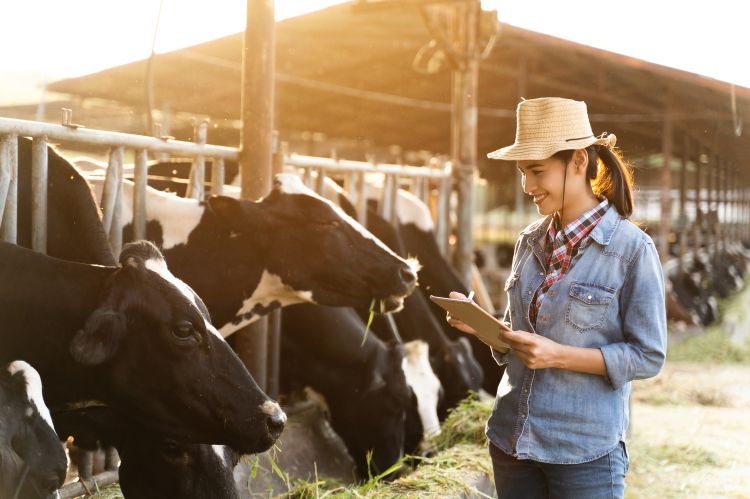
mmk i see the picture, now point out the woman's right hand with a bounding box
[445,291,478,335]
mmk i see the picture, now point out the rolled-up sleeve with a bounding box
[600,240,667,390]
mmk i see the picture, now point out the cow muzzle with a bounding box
[261,400,286,441]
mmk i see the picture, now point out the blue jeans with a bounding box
[489,441,629,499]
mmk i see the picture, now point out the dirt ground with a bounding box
[627,362,750,498]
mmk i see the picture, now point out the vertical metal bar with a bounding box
[187,121,208,200]
[31,137,48,253]
[266,138,285,401]
[133,149,148,241]
[357,170,368,226]
[693,148,703,256]
[100,148,119,235]
[436,175,450,256]
[237,0,277,392]
[315,167,327,196]
[212,158,225,196]
[380,174,392,222]
[658,95,673,264]
[0,135,18,243]
[0,137,10,226]
[303,167,313,189]
[388,174,400,225]
[677,133,688,274]
[108,147,124,256]
[345,171,357,205]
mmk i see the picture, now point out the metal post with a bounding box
[706,151,714,255]
[266,139,285,400]
[212,158,225,196]
[515,57,527,227]
[380,173,393,222]
[187,121,208,200]
[658,96,673,264]
[0,135,18,243]
[236,0,277,391]
[357,170,368,226]
[107,147,124,257]
[677,132,688,274]
[436,175,450,256]
[31,137,48,253]
[133,149,148,241]
[692,149,702,257]
[450,1,480,287]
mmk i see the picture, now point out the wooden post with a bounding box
[515,58,527,227]
[677,132,689,274]
[235,0,276,391]
[692,146,702,257]
[450,0,480,287]
[658,96,673,264]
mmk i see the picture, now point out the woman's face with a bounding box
[517,150,588,217]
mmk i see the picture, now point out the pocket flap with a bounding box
[569,282,615,305]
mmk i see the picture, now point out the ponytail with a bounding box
[553,144,635,218]
[590,145,634,218]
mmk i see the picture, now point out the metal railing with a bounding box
[0,114,237,255]
[283,151,453,256]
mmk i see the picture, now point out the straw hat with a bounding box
[487,97,616,161]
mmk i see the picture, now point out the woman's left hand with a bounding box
[499,329,563,369]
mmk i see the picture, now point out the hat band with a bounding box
[565,135,594,142]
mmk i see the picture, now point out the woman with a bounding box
[447,97,666,498]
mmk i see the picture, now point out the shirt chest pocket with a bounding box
[566,282,616,331]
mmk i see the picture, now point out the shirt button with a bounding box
[528,291,532,296]
[587,295,592,300]
[539,271,544,276]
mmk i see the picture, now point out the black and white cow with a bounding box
[0,361,67,499]
[318,179,485,410]
[0,240,285,454]
[280,304,413,479]
[83,174,419,335]
[394,190,504,392]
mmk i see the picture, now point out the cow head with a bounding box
[68,241,285,454]
[205,174,418,316]
[0,361,67,499]
[328,342,411,479]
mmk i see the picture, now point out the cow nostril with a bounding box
[400,266,417,287]
[267,413,286,436]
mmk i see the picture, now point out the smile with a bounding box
[532,194,548,204]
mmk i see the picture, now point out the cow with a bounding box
[0,361,67,499]
[280,303,414,479]
[394,190,504,393]
[0,240,285,455]
[83,174,418,335]
[317,178,484,417]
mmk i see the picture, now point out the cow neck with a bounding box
[0,247,114,407]
[159,208,268,332]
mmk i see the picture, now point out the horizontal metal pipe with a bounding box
[287,153,451,179]
[0,117,238,160]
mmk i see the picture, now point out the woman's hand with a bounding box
[499,329,564,369]
[444,291,478,335]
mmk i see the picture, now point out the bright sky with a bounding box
[1,0,748,106]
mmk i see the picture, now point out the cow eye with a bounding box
[172,321,196,341]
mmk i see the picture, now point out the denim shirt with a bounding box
[486,205,667,464]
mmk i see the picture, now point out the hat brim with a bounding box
[487,136,598,161]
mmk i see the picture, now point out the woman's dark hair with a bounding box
[552,145,635,218]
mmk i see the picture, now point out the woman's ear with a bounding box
[573,149,589,174]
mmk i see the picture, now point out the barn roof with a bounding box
[47,2,749,176]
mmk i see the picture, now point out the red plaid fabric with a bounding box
[530,199,609,325]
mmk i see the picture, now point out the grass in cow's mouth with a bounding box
[361,299,376,347]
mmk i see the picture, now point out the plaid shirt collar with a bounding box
[547,198,610,252]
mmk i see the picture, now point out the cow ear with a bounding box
[207,196,264,232]
[70,309,127,365]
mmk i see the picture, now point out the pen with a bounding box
[467,290,474,302]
